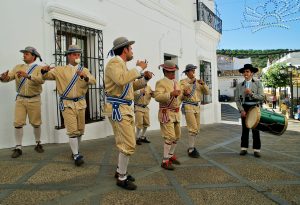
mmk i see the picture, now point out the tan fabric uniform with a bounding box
[134,85,153,129]
[180,78,209,135]
[104,56,146,155]
[154,77,183,144]
[1,64,44,127]
[43,65,96,136]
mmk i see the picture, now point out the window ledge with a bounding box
[45,2,107,29]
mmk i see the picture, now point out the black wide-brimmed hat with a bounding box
[20,46,42,61]
[183,64,197,73]
[158,60,178,72]
[239,64,258,73]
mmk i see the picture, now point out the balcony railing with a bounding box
[196,1,222,34]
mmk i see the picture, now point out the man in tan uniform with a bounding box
[134,84,153,145]
[0,47,45,158]
[180,64,209,158]
[154,60,188,170]
[41,45,96,166]
[105,37,152,190]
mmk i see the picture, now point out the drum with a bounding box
[246,107,288,135]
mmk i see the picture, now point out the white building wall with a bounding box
[0,0,221,149]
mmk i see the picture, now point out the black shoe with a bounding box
[140,137,151,143]
[74,155,84,166]
[188,148,200,158]
[240,150,248,156]
[114,172,135,182]
[34,143,44,153]
[136,138,142,145]
[11,149,22,158]
[116,179,137,190]
[254,151,261,158]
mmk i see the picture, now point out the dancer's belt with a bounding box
[107,96,132,122]
[59,96,85,111]
[134,103,147,108]
[160,105,179,124]
[182,101,199,106]
[17,94,40,98]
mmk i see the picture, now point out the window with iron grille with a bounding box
[53,19,105,129]
[199,60,212,104]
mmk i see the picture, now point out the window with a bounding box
[53,19,105,129]
[200,60,212,104]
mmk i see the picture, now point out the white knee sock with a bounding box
[78,135,82,144]
[136,128,142,139]
[117,152,130,180]
[169,142,177,157]
[69,137,79,156]
[188,134,196,152]
[14,127,23,149]
[33,126,41,143]
[163,142,172,162]
[141,127,147,138]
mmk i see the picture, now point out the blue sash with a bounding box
[181,81,197,114]
[16,64,38,97]
[106,83,131,121]
[59,65,83,111]
[188,81,196,98]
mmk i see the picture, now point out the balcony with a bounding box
[196,1,222,34]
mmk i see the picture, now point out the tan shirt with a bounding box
[1,63,44,102]
[134,85,153,113]
[104,56,147,117]
[42,64,96,109]
[180,78,210,113]
[154,77,183,123]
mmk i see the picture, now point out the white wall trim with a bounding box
[136,0,193,28]
[45,1,107,30]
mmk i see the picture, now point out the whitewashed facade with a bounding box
[0,0,221,149]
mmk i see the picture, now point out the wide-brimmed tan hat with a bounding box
[183,64,197,73]
[112,37,135,51]
[65,45,82,55]
[159,60,178,72]
[20,46,42,61]
[239,64,258,73]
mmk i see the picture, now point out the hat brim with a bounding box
[65,50,82,55]
[112,40,135,51]
[160,65,178,72]
[239,67,258,73]
[20,49,41,57]
[183,67,197,73]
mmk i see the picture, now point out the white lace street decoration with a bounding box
[242,0,300,32]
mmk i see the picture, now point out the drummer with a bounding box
[235,64,264,158]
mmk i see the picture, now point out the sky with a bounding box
[215,0,300,50]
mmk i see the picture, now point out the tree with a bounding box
[261,63,289,95]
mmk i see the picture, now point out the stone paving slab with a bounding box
[0,122,299,205]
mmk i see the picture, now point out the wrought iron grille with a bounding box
[196,1,222,34]
[200,60,212,104]
[53,19,105,129]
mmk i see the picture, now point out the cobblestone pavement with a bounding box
[0,119,299,205]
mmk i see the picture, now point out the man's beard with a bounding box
[126,55,133,61]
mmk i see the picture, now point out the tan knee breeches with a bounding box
[135,110,150,129]
[62,107,85,136]
[185,112,200,135]
[14,100,41,127]
[160,121,181,144]
[109,115,136,156]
